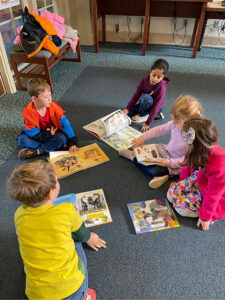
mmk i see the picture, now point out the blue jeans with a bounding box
[18,130,67,154]
[63,242,88,300]
[133,158,169,179]
[128,94,162,117]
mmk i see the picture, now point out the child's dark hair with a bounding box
[183,118,218,169]
[27,78,51,97]
[7,160,57,207]
[151,59,169,75]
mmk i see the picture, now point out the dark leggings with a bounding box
[133,158,169,179]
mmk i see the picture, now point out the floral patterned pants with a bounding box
[167,170,203,217]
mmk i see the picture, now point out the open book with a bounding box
[49,143,109,179]
[127,199,180,234]
[54,189,112,228]
[83,110,141,151]
[133,144,164,166]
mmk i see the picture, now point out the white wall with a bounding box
[99,15,225,47]
[55,0,225,47]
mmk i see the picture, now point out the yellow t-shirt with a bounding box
[15,203,85,300]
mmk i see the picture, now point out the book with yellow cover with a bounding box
[127,199,180,234]
[49,143,109,179]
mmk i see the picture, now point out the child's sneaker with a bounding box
[149,175,169,189]
[131,114,149,123]
[119,149,135,161]
[85,288,96,300]
[18,148,38,160]
[155,112,164,120]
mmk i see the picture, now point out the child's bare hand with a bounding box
[197,218,210,231]
[86,232,106,251]
[131,136,144,149]
[51,126,57,136]
[154,159,168,167]
[123,109,129,114]
[169,182,177,188]
[141,123,149,132]
[69,145,79,153]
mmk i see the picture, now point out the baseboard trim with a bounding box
[98,31,225,48]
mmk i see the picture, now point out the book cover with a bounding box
[133,144,165,166]
[49,143,109,179]
[54,189,112,228]
[83,110,141,151]
[127,199,180,234]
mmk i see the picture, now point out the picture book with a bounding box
[83,109,141,151]
[127,199,180,234]
[54,189,112,228]
[133,144,165,166]
[49,143,109,179]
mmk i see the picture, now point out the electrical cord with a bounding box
[172,17,187,45]
[126,0,143,43]
[206,20,225,46]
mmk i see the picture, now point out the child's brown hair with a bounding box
[27,78,51,97]
[170,95,203,121]
[7,160,57,207]
[183,118,218,169]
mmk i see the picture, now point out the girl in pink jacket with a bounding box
[167,118,225,231]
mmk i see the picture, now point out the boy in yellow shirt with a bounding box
[7,160,106,300]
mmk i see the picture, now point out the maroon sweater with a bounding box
[126,76,169,126]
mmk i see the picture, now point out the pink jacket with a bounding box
[14,10,65,45]
[41,11,65,38]
[180,144,225,221]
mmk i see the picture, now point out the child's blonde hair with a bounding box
[27,78,51,97]
[7,160,57,207]
[170,95,203,121]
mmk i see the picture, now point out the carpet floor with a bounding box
[0,65,225,299]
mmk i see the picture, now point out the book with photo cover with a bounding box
[54,189,112,228]
[133,144,164,166]
[49,143,109,179]
[83,109,141,151]
[127,198,180,234]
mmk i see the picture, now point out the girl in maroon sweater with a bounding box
[123,58,169,132]
[167,118,225,230]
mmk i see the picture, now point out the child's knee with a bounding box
[141,94,153,104]
[56,131,67,144]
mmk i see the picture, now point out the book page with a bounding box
[49,143,109,178]
[49,151,69,159]
[102,110,131,136]
[103,126,141,151]
[83,119,107,139]
[76,189,112,227]
[134,144,164,165]
[54,190,112,228]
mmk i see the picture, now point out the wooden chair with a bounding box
[10,39,81,93]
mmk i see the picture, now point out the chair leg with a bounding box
[43,57,53,93]
[10,55,25,90]
[77,40,82,62]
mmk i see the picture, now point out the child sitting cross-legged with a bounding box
[123,58,170,132]
[18,78,78,160]
[119,95,203,189]
[7,160,106,300]
[167,118,225,231]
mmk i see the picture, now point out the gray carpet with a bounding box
[1,66,225,299]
